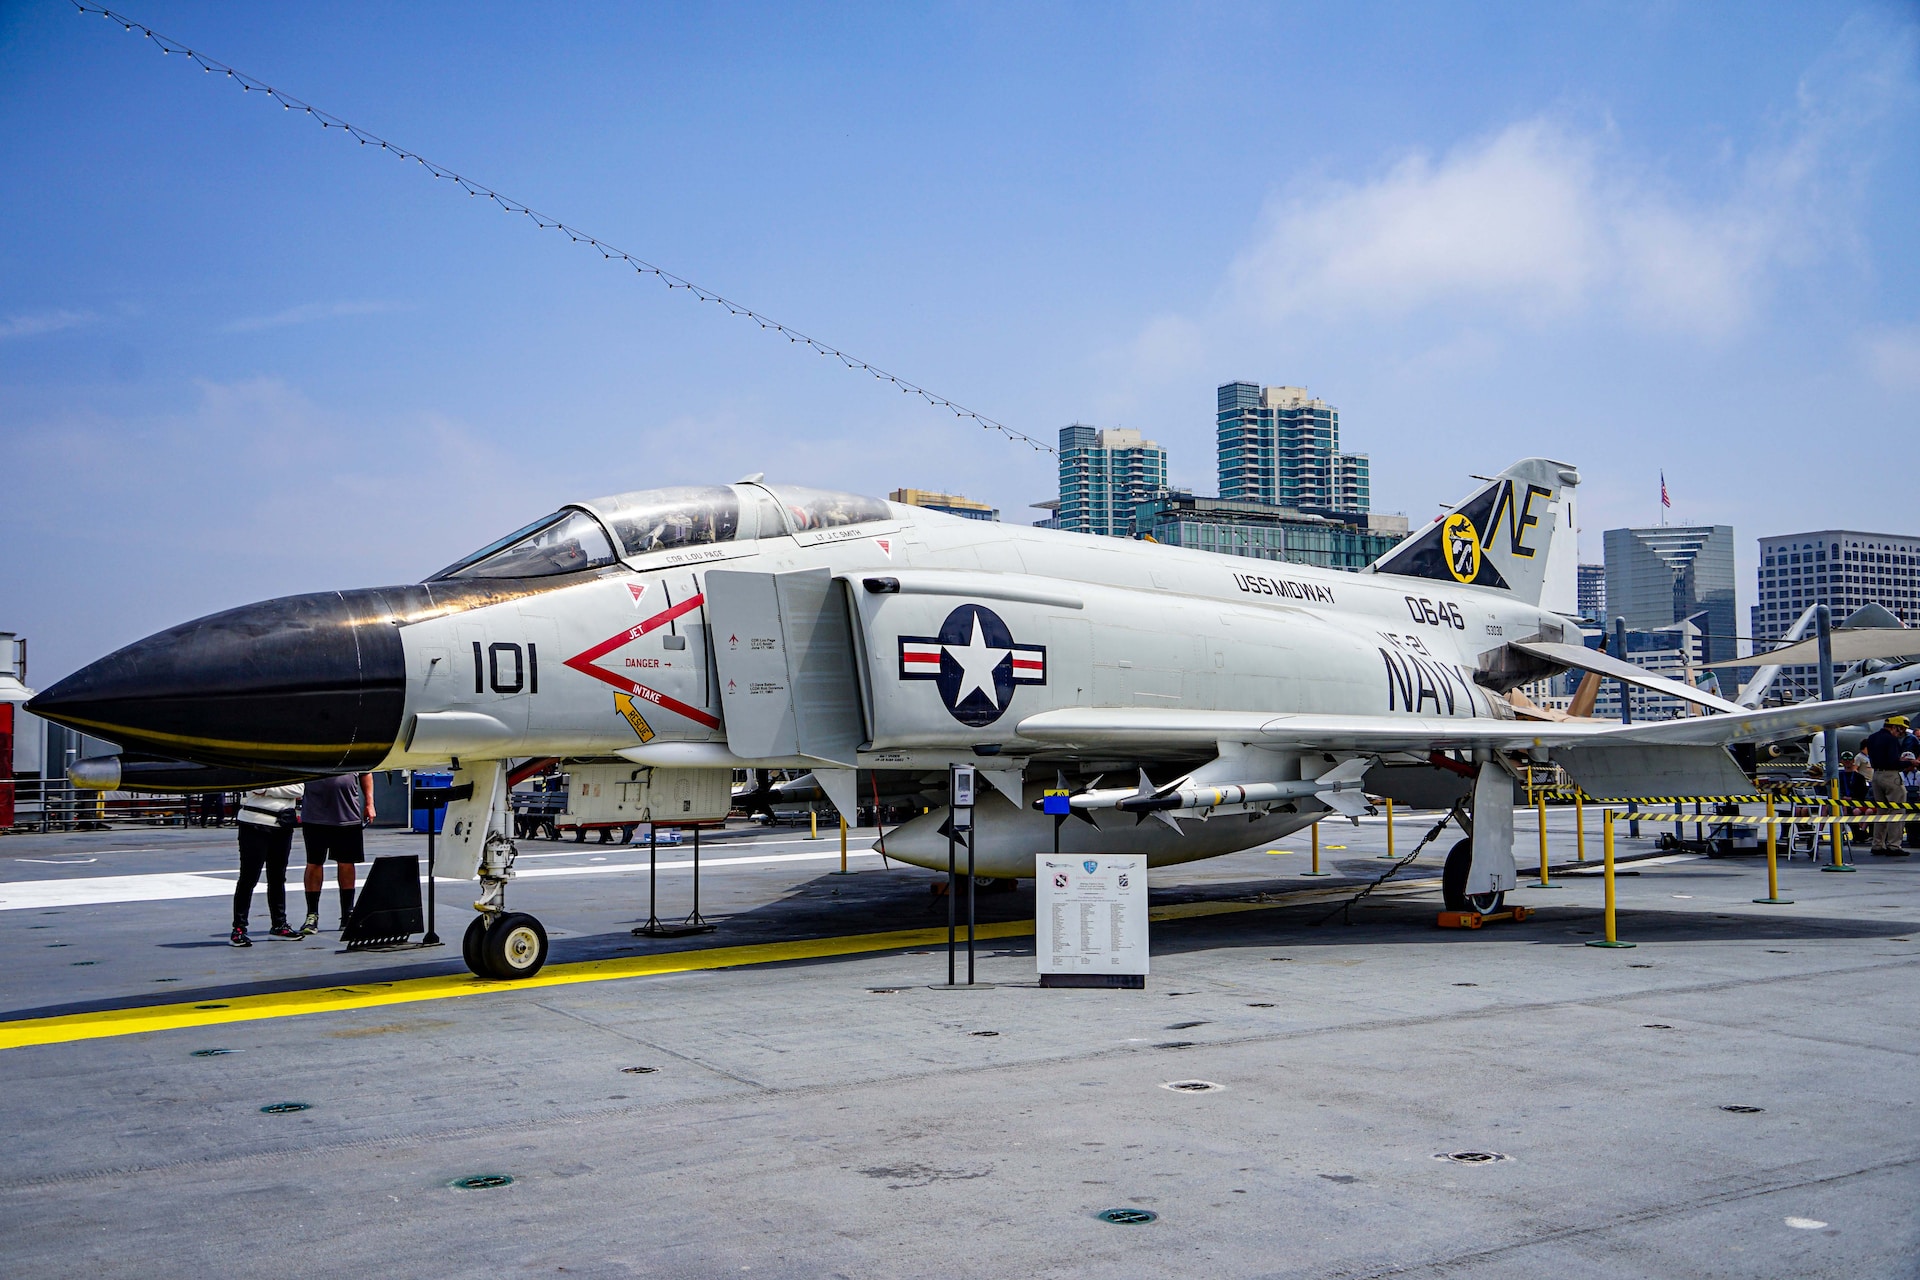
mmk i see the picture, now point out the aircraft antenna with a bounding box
[68,3,1058,457]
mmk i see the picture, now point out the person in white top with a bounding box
[231,784,305,946]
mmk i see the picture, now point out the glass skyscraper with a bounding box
[1216,382,1370,515]
[1056,425,1168,537]
[1602,525,1737,667]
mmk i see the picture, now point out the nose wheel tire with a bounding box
[482,912,549,979]
[462,911,550,980]
[1441,838,1506,916]
[462,915,489,977]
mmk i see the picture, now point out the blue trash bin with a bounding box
[411,771,454,833]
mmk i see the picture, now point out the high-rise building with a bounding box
[1216,382,1369,515]
[1577,563,1606,621]
[1749,529,1920,700]
[1602,525,1737,667]
[1132,495,1404,570]
[1056,425,1168,537]
[889,488,999,522]
[1751,530,1919,635]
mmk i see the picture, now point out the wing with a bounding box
[1015,688,1920,754]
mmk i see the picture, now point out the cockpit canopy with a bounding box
[430,482,894,580]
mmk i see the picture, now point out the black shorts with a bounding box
[302,824,365,865]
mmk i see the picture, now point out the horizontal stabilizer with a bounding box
[1508,639,1742,714]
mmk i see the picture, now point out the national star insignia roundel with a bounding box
[897,603,1046,727]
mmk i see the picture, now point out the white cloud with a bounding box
[1232,120,1602,324]
[221,299,408,333]
[0,309,97,341]
[1210,14,1917,343]
[1865,326,1920,391]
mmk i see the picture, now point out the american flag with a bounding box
[1660,472,1671,509]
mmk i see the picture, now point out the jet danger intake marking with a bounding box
[563,594,721,730]
[899,604,1045,727]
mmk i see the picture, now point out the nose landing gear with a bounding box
[463,912,550,979]
[461,830,551,979]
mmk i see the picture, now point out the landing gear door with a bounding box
[1467,761,1518,898]
[440,761,503,882]
[705,568,864,766]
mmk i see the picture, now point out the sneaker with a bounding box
[268,923,301,939]
[299,912,320,936]
[229,926,252,948]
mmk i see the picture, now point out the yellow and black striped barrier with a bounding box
[1598,811,1911,825]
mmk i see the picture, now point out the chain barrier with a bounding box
[69,3,1055,456]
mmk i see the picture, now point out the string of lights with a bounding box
[70,3,1056,456]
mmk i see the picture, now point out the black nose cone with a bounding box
[28,588,413,773]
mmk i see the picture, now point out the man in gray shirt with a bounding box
[300,773,375,934]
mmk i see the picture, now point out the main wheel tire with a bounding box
[1441,839,1506,915]
[483,912,549,980]
[462,915,489,978]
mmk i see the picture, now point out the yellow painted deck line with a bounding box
[0,879,1445,1052]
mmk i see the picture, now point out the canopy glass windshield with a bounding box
[765,485,892,532]
[591,485,745,557]
[432,509,618,580]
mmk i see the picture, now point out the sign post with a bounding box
[1036,852,1148,989]
[939,763,977,988]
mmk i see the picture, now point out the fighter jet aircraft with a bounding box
[31,461,1918,979]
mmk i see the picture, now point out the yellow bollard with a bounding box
[1303,820,1330,875]
[1575,793,1586,861]
[809,805,819,841]
[1380,797,1396,859]
[1530,787,1557,887]
[839,814,848,873]
[1754,794,1791,904]
[1822,779,1854,873]
[1585,809,1634,948]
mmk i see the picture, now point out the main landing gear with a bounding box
[1441,838,1506,916]
[461,828,551,980]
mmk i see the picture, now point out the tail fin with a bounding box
[1367,457,1579,611]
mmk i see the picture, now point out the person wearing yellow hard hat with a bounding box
[1863,715,1913,855]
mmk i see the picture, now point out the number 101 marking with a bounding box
[474,641,538,694]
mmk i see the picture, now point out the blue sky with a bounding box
[3,1,1916,683]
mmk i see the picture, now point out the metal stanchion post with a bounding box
[1378,797,1396,859]
[1755,794,1792,904]
[946,810,956,986]
[839,814,848,874]
[647,825,660,928]
[1586,809,1634,948]
[965,819,977,985]
[1530,787,1556,887]
[809,805,819,841]
[1823,780,1854,873]
[1575,793,1586,861]
[1304,820,1330,875]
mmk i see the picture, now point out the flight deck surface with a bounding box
[2,813,1914,1278]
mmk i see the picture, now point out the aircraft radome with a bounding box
[31,461,1920,978]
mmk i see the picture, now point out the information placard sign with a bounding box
[1036,853,1148,987]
